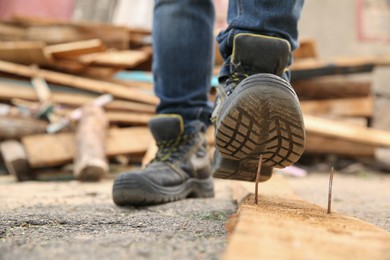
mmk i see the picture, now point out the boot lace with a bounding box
[152,133,195,163]
[224,63,249,95]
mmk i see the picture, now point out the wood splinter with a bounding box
[255,154,263,204]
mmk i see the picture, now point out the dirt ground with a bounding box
[0,169,389,260]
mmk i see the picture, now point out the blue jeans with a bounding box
[153,0,304,129]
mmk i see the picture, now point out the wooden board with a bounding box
[292,74,372,100]
[22,127,153,168]
[291,58,375,80]
[300,96,373,117]
[45,39,106,58]
[305,115,390,147]
[223,175,390,260]
[0,60,159,105]
[305,132,375,157]
[0,41,51,64]
[78,50,150,68]
[0,82,156,114]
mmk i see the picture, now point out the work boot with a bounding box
[211,33,306,182]
[112,115,214,206]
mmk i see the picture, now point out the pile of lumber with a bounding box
[1,16,390,182]
[291,39,390,165]
[0,17,157,181]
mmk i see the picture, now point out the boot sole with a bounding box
[112,173,214,206]
[213,73,305,181]
[212,150,273,182]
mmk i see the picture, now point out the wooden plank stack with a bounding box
[0,17,156,181]
[1,16,390,181]
[291,39,390,166]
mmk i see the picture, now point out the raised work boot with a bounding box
[211,33,306,182]
[112,115,214,206]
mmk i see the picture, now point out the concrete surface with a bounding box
[1,170,389,260]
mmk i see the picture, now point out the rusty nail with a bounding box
[255,154,263,204]
[327,166,334,214]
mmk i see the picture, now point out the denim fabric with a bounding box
[153,0,215,127]
[152,0,304,129]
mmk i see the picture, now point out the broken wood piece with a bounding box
[0,41,51,64]
[0,115,48,139]
[22,127,153,168]
[223,175,390,260]
[0,140,34,181]
[78,50,150,68]
[74,105,108,181]
[45,39,106,58]
[0,60,159,104]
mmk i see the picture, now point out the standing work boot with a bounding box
[211,33,306,182]
[112,115,214,206]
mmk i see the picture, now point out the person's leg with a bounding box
[153,0,215,126]
[211,0,306,181]
[112,0,215,206]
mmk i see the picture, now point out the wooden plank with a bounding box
[0,60,159,105]
[78,50,150,68]
[45,39,106,58]
[0,41,51,64]
[305,115,390,147]
[305,132,375,157]
[22,127,152,168]
[223,175,390,260]
[300,96,373,117]
[291,58,375,80]
[292,74,372,100]
[0,82,156,113]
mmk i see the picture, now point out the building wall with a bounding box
[298,0,390,58]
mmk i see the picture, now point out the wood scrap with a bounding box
[45,39,106,58]
[22,127,153,168]
[0,140,34,181]
[0,60,159,105]
[74,105,108,181]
